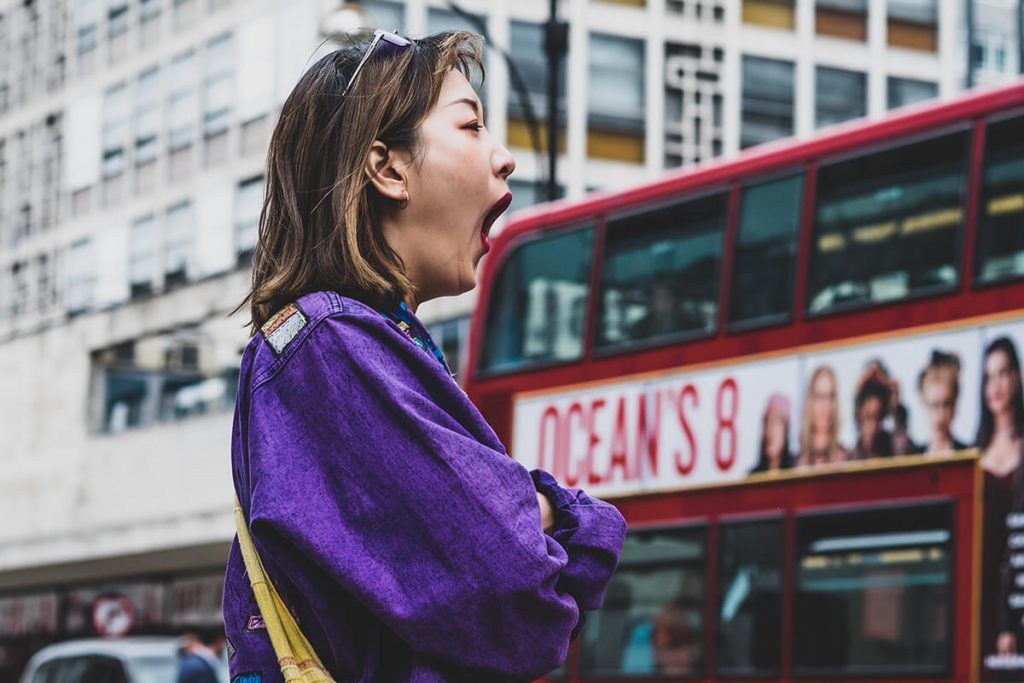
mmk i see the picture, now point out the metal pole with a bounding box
[544,0,568,202]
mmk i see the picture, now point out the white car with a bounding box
[19,637,189,683]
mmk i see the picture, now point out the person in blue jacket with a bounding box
[222,29,627,683]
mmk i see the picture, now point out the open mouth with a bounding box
[480,192,512,254]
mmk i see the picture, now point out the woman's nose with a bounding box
[494,143,516,180]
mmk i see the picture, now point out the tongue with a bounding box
[480,230,491,252]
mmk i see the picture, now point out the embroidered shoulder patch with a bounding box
[261,303,308,355]
[245,613,266,631]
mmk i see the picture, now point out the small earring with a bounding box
[398,192,409,210]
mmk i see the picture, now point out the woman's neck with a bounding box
[995,410,1017,438]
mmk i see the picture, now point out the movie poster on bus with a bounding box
[510,314,1024,679]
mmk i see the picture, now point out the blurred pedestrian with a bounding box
[177,628,226,683]
[224,28,626,683]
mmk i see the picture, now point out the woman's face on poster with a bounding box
[921,377,956,437]
[764,408,787,459]
[984,349,1020,417]
[856,396,885,445]
[810,372,836,431]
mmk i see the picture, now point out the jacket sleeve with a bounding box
[244,312,625,680]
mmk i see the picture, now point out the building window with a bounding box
[76,0,99,74]
[816,0,867,40]
[129,214,157,298]
[507,21,567,154]
[135,66,160,186]
[740,56,794,149]
[102,82,130,179]
[65,238,95,314]
[234,175,263,262]
[807,130,968,313]
[36,252,55,312]
[815,66,865,128]
[588,33,645,163]
[203,32,233,166]
[108,0,130,61]
[579,526,707,677]
[664,42,725,167]
[168,51,196,152]
[887,77,937,110]
[139,0,161,44]
[972,32,1010,73]
[164,200,193,286]
[361,0,405,31]
[173,0,197,30]
[9,260,28,317]
[743,0,795,29]
[507,178,564,215]
[888,0,937,51]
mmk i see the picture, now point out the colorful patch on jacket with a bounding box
[225,636,236,660]
[245,613,266,631]
[232,673,261,683]
[261,303,308,355]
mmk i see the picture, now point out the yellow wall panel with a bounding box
[507,117,567,154]
[815,8,867,41]
[887,20,937,51]
[587,129,645,163]
[743,0,796,29]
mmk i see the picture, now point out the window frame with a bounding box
[592,186,731,359]
[476,223,598,379]
[803,122,974,319]
[971,107,1024,290]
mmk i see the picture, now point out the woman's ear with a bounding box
[365,140,409,205]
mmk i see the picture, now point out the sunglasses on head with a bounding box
[341,29,414,98]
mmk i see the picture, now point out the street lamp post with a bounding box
[544,1,568,202]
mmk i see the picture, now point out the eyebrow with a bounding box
[447,96,484,118]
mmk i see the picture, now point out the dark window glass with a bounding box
[793,503,952,676]
[729,174,803,325]
[480,227,594,373]
[816,67,866,128]
[887,77,937,110]
[975,114,1024,283]
[807,131,968,313]
[579,526,706,678]
[741,56,794,149]
[597,193,727,348]
[716,519,784,676]
[508,21,567,123]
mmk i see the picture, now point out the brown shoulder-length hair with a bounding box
[232,30,485,333]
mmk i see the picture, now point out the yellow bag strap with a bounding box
[233,496,336,683]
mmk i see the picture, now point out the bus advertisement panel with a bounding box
[511,312,1024,680]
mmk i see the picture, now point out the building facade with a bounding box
[0,0,1019,676]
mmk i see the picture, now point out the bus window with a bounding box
[976,113,1024,283]
[597,192,727,349]
[579,526,706,678]
[479,227,594,373]
[716,518,784,676]
[807,131,968,313]
[728,174,804,326]
[793,502,952,676]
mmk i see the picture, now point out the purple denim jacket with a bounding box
[222,291,626,683]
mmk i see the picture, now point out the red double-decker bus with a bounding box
[464,81,1024,682]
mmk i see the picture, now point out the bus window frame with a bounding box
[971,106,1024,290]
[578,519,710,681]
[724,166,810,335]
[790,497,956,679]
[474,222,598,379]
[714,512,787,680]
[802,122,975,320]
[590,185,732,359]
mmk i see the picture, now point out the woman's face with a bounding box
[856,396,884,447]
[810,372,836,432]
[764,409,787,462]
[386,69,515,304]
[921,377,956,438]
[984,349,1019,417]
